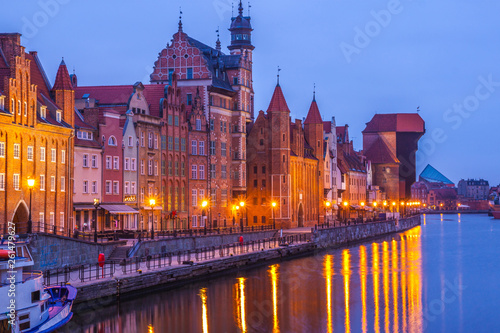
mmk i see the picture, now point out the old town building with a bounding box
[247,84,323,228]
[458,179,490,200]
[363,113,425,201]
[0,33,74,234]
[150,2,253,227]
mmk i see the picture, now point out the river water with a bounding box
[61,214,500,332]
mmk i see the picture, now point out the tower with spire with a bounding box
[52,58,75,128]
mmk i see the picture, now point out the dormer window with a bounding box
[56,110,62,122]
[40,106,46,119]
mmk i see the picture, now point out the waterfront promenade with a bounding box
[41,215,420,304]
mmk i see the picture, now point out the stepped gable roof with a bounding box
[419,164,454,185]
[323,121,332,133]
[26,52,52,100]
[267,84,290,113]
[75,85,133,106]
[143,84,166,117]
[52,59,73,91]
[364,137,400,164]
[304,99,322,124]
[363,113,424,133]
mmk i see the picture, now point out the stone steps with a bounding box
[108,245,131,261]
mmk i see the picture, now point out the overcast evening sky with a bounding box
[2,0,500,185]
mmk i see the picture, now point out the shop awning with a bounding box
[73,205,96,211]
[100,204,139,214]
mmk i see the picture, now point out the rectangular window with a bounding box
[148,132,153,148]
[125,181,130,195]
[154,134,158,149]
[262,216,266,224]
[141,160,145,175]
[187,94,192,106]
[199,141,205,155]
[50,176,55,192]
[161,160,166,176]
[40,175,45,191]
[192,189,197,207]
[60,212,64,226]
[141,132,145,147]
[187,68,193,79]
[168,136,173,150]
[210,141,215,155]
[61,150,66,164]
[61,177,65,192]
[221,189,227,207]
[114,181,120,194]
[168,114,173,125]
[131,182,136,194]
[174,115,179,126]
[191,140,197,155]
[91,155,97,168]
[191,165,197,179]
[40,147,45,161]
[233,77,238,85]
[27,146,33,161]
[155,161,158,176]
[211,188,216,203]
[253,216,257,224]
[39,212,44,224]
[148,160,153,175]
[209,119,214,131]
[161,135,167,150]
[221,142,226,157]
[13,144,20,159]
[181,161,185,176]
[181,138,186,152]
[210,164,216,179]
[49,212,55,226]
[0,173,4,191]
[128,136,133,146]
[175,161,179,176]
[192,215,197,227]
[92,181,97,194]
[51,149,56,162]
[105,156,111,169]
[199,165,205,179]
[196,119,201,130]
[125,158,130,170]
[221,165,227,179]
[168,161,173,176]
[174,137,179,151]
[262,166,266,174]
[83,154,89,168]
[131,158,137,171]
[83,180,89,193]
[113,156,119,170]
[105,181,111,194]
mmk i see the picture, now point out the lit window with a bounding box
[113,181,119,194]
[27,146,33,161]
[13,174,20,190]
[61,150,65,164]
[56,111,61,122]
[0,142,4,157]
[61,177,65,192]
[13,144,20,159]
[40,175,45,191]
[51,149,56,162]
[0,173,4,191]
[50,176,55,192]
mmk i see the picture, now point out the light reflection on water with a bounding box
[64,214,500,332]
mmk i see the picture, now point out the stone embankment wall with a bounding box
[312,215,421,249]
[132,230,277,257]
[27,234,126,270]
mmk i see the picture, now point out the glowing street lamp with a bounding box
[239,201,245,231]
[27,178,35,233]
[201,200,209,233]
[343,201,349,222]
[271,201,277,229]
[93,198,100,243]
[149,198,156,239]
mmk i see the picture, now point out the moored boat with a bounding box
[0,241,77,332]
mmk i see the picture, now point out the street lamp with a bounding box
[149,198,156,240]
[239,201,245,232]
[93,198,100,243]
[360,201,365,221]
[271,201,277,229]
[27,178,35,233]
[343,201,348,223]
[202,200,208,233]
[325,201,331,227]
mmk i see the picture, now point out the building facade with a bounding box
[0,33,74,234]
[458,179,489,200]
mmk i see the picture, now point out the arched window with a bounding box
[108,136,117,146]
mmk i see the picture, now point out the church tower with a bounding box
[51,59,75,128]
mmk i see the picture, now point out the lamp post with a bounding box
[93,198,100,243]
[343,201,348,223]
[202,200,208,234]
[239,201,245,232]
[27,178,35,233]
[360,201,365,222]
[236,205,240,231]
[149,198,156,240]
[325,201,331,227]
[373,202,378,220]
[271,201,277,229]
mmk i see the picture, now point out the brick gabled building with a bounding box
[247,84,323,228]
[150,2,254,227]
[0,33,74,234]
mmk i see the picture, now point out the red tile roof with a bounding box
[364,137,400,164]
[52,60,73,91]
[74,85,133,105]
[323,121,331,133]
[336,126,349,143]
[363,113,424,133]
[304,99,322,124]
[143,84,166,117]
[26,52,52,100]
[267,84,290,113]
